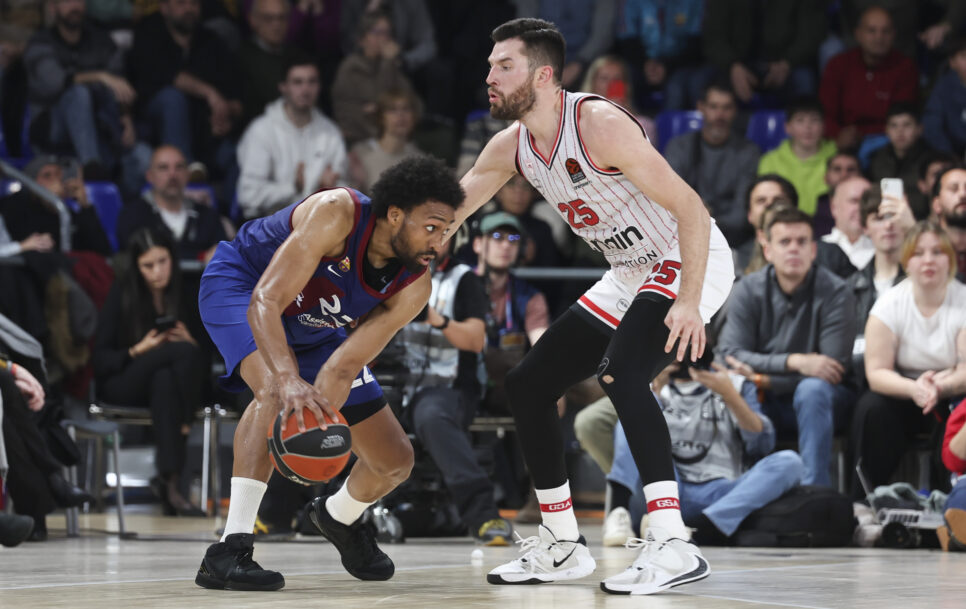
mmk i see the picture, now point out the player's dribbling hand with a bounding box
[664,299,705,362]
[277,373,333,433]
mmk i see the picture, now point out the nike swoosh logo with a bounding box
[552,546,577,568]
[664,555,709,587]
[327,264,341,277]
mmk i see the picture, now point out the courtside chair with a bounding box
[655,110,703,154]
[84,181,123,252]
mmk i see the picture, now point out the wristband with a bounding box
[434,315,450,331]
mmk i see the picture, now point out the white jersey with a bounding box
[515,91,679,283]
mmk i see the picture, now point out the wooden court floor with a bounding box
[1,511,964,609]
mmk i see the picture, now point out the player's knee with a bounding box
[370,439,414,485]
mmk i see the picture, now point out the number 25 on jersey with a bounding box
[558,198,600,229]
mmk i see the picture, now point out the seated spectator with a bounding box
[576,357,804,546]
[930,165,966,282]
[0,155,112,256]
[917,152,958,218]
[665,82,760,246]
[331,10,416,146]
[940,398,966,552]
[736,176,855,279]
[852,221,966,497]
[117,145,227,261]
[341,0,446,115]
[718,206,856,487]
[129,0,242,178]
[23,0,146,188]
[923,38,966,159]
[823,175,876,270]
[703,0,825,104]
[0,314,94,542]
[579,55,656,140]
[238,0,305,126]
[237,58,346,220]
[758,97,837,217]
[92,228,206,516]
[868,103,935,219]
[514,0,616,89]
[848,186,912,385]
[813,151,862,237]
[393,238,513,544]
[473,212,550,413]
[348,87,423,193]
[614,0,707,111]
[932,165,966,274]
[819,6,918,151]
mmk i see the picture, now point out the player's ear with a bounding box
[388,205,403,226]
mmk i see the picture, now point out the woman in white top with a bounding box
[348,88,424,192]
[851,221,966,496]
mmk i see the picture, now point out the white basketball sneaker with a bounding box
[602,507,634,547]
[600,526,710,595]
[486,524,596,585]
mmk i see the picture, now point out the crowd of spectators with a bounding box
[1,0,966,548]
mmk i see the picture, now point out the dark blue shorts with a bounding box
[199,243,385,426]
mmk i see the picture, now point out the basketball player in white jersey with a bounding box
[450,19,734,595]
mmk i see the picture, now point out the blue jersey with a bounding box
[199,188,424,404]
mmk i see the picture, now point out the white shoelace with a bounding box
[624,536,668,571]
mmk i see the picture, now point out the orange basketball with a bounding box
[267,409,351,485]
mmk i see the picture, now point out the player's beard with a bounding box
[490,73,537,121]
[390,227,435,273]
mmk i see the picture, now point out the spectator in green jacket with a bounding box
[758,97,837,217]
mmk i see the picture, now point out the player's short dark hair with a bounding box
[280,53,318,83]
[885,101,919,123]
[859,185,882,228]
[764,205,813,241]
[785,96,824,120]
[932,163,966,199]
[369,155,464,218]
[491,18,565,85]
[746,174,799,211]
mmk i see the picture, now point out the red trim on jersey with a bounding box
[514,123,523,175]
[638,284,677,299]
[294,187,363,263]
[578,295,620,327]
[527,90,566,168]
[574,96,622,175]
[540,498,573,513]
[646,498,680,512]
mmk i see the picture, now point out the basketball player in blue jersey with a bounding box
[193,156,463,591]
[449,19,735,594]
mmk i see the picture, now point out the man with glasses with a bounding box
[473,212,550,413]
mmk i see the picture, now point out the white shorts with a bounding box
[577,226,734,329]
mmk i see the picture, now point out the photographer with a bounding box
[92,227,205,516]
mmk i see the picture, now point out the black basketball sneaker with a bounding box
[308,495,395,580]
[195,533,285,591]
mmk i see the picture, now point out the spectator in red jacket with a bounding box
[819,6,918,151]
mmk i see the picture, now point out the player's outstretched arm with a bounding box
[248,189,356,382]
[579,100,711,361]
[314,273,433,408]
[448,124,519,239]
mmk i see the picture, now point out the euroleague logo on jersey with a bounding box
[565,158,587,184]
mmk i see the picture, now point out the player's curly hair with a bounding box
[369,155,464,218]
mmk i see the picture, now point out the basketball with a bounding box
[267,409,352,485]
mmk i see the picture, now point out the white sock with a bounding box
[535,481,580,541]
[221,477,268,541]
[643,480,689,540]
[326,483,373,526]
